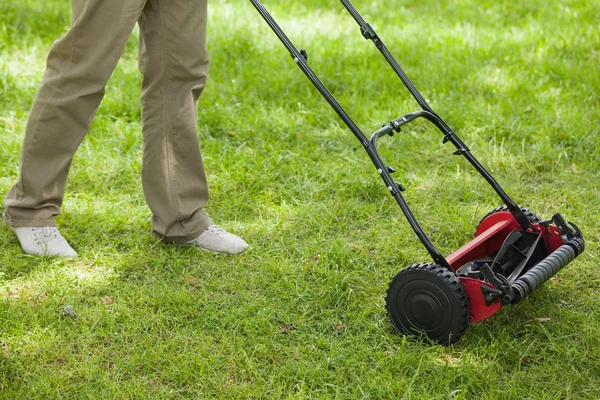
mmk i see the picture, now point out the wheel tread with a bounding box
[477,205,541,228]
[385,262,470,345]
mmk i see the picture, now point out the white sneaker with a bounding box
[188,225,248,255]
[12,226,78,258]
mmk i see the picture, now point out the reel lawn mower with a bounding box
[250,0,585,345]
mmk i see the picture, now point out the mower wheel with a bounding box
[385,262,470,345]
[476,205,541,233]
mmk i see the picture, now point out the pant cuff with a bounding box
[152,213,213,244]
[2,214,58,228]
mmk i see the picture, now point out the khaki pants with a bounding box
[3,0,213,243]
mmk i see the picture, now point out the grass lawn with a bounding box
[1,0,599,398]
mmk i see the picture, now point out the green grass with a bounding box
[1,0,599,398]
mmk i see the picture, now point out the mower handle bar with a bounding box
[249,0,535,268]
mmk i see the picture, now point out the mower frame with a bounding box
[250,0,585,344]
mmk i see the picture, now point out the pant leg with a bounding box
[138,0,212,243]
[3,0,146,227]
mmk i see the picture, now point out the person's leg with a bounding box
[4,0,146,227]
[137,0,211,243]
[3,0,146,255]
[138,0,247,254]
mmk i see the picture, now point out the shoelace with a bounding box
[206,225,226,236]
[31,227,59,245]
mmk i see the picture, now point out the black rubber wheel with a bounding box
[385,262,470,346]
[476,205,541,234]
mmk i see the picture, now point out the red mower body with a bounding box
[448,211,567,323]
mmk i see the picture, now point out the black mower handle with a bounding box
[249,0,536,267]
